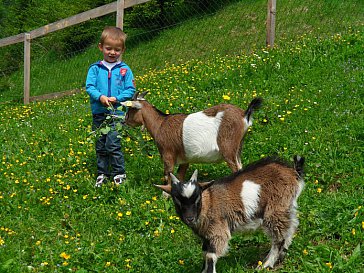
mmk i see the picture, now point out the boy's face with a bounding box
[98,38,124,63]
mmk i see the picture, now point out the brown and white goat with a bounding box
[156,155,305,273]
[121,91,262,185]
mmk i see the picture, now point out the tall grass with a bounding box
[0,24,363,273]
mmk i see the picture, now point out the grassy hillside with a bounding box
[1,21,363,273]
[0,0,363,101]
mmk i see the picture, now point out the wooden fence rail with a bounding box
[0,0,150,104]
[0,0,276,104]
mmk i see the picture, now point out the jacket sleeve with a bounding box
[116,68,136,102]
[86,65,102,102]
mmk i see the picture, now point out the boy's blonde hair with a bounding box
[99,26,127,50]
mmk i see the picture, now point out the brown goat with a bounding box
[121,91,262,186]
[156,155,305,272]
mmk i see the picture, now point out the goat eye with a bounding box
[174,198,181,207]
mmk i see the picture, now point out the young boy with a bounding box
[86,26,136,187]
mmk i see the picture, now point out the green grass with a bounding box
[1,25,363,272]
[0,0,363,101]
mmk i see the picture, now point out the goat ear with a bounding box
[190,169,198,183]
[121,101,142,109]
[121,100,134,107]
[198,180,215,191]
[170,173,180,184]
[154,184,172,194]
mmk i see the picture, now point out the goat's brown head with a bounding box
[120,91,148,127]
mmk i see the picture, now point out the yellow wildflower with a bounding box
[60,252,71,260]
[222,95,231,100]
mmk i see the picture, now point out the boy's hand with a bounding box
[108,97,117,104]
[99,95,110,107]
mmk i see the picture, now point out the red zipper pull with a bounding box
[108,71,111,78]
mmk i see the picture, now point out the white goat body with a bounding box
[121,92,262,185]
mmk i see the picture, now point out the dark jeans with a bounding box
[92,114,125,178]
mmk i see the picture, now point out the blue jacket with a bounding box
[86,61,136,115]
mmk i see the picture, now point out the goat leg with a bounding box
[177,163,189,182]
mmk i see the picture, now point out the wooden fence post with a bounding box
[24,33,31,104]
[116,0,125,29]
[266,0,276,48]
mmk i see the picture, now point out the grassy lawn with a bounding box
[1,24,363,272]
[0,0,363,102]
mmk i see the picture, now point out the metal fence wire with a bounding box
[0,0,363,103]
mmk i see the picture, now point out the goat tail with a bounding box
[245,97,263,123]
[293,155,305,178]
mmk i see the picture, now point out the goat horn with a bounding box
[139,91,149,98]
[190,170,198,183]
[132,91,139,100]
[170,173,180,184]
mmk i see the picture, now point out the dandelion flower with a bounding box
[303,249,308,255]
[325,262,333,269]
[60,252,71,260]
[222,95,231,101]
[317,188,322,193]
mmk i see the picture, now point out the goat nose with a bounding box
[185,216,194,223]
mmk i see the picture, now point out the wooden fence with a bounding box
[0,0,276,104]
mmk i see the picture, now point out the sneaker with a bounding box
[113,174,126,185]
[95,174,107,187]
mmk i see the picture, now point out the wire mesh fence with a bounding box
[0,0,363,103]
